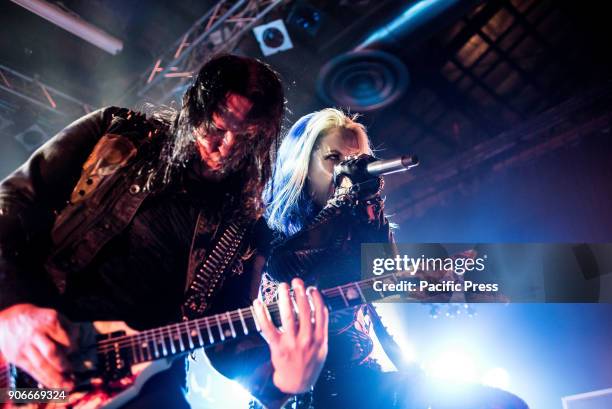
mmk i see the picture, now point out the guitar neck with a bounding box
[100,271,416,365]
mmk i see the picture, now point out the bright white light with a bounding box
[188,372,253,408]
[371,304,417,365]
[188,350,254,409]
[481,367,510,390]
[400,339,418,364]
[229,381,254,405]
[424,345,478,383]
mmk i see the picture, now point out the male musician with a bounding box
[0,54,328,409]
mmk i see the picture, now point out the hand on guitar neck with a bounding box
[0,304,78,390]
[253,278,329,395]
[0,279,329,409]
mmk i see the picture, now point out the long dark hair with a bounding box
[152,54,284,222]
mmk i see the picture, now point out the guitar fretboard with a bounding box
[96,270,420,365]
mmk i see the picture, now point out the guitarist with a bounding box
[0,54,328,409]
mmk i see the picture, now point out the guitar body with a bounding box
[1,321,176,409]
[0,267,445,409]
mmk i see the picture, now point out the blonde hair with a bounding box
[265,108,372,236]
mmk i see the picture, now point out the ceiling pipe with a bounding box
[356,0,483,51]
[10,0,123,55]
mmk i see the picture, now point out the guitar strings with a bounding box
[98,255,458,350]
[95,273,425,352]
[94,290,429,354]
[95,275,428,354]
[95,274,397,350]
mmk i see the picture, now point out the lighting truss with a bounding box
[0,64,93,119]
[125,0,284,106]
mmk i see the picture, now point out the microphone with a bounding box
[366,155,419,176]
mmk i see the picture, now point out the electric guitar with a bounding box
[0,267,457,409]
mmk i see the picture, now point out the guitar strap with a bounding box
[182,217,250,320]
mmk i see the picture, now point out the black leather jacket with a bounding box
[0,106,283,406]
[0,106,134,310]
[252,197,405,409]
[266,196,399,362]
[0,106,267,309]
[0,107,185,306]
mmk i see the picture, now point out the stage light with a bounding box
[464,303,477,317]
[424,344,478,383]
[373,304,418,365]
[481,367,510,390]
[252,19,293,56]
[187,351,254,408]
[429,304,440,318]
[287,2,323,36]
[228,382,253,406]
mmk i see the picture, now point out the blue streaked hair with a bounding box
[264,108,371,236]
